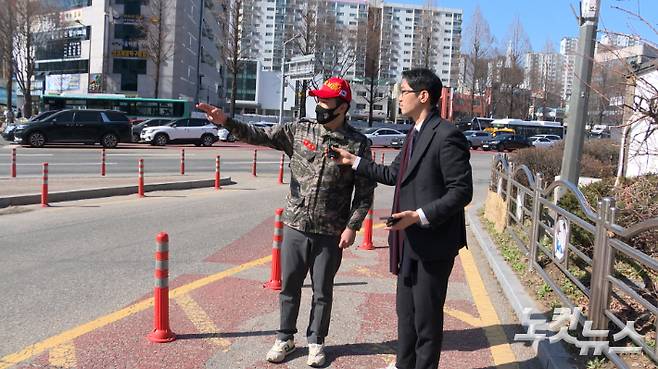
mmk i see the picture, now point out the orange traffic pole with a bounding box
[359,208,374,250]
[180,149,185,175]
[138,159,145,198]
[11,148,16,177]
[252,149,257,176]
[277,153,284,184]
[215,155,221,190]
[41,163,49,207]
[101,148,106,176]
[264,208,284,290]
[147,232,176,343]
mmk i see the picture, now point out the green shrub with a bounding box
[557,175,658,259]
[511,140,620,180]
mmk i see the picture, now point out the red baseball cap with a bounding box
[309,77,352,103]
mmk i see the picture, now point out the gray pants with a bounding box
[277,225,342,344]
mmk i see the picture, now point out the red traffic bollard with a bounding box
[214,155,221,190]
[138,159,145,198]
[41,163,49,207]
[101,149,106,176]
[252,149,257,177]
[147,232,176,343]
[381,152,385,165]
[359,208,374,250]
[264,208,284,290]
[180,149,185,176]
[11,148,16,178]
[277,153,285,184]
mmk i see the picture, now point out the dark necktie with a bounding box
[388,127,417,274]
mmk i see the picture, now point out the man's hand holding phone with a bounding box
[379,211,421,230]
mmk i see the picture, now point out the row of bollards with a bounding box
[148,204,377,343]
[9,148,286,180]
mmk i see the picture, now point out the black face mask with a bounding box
[316,105,342,125]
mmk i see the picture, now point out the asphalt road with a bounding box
[0,143,498,360]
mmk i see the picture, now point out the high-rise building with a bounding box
[238,0,462,87]
[523,52,563,95]
[560,37,578,102]
[33,0,226,105]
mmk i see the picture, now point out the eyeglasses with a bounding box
[399,89,421,96]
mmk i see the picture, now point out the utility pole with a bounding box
[559,0,600,187]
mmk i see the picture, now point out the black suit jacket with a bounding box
[356,111,473,264]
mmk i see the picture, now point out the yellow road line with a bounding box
[48,342,76,368]
[175,294,231,349]
[0,255,271,369]
[459,248,519,367]
[444,308,482,328]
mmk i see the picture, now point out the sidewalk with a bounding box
[2,209,537,369]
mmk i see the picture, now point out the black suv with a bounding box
[13,109,131,148]
[2,110,60,141]
[481,135,532,151]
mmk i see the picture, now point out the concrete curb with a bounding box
[466,208,579,369]
[0,177,232,208]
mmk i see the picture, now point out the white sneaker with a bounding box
[307,343,326,367]
[266,338,295,363]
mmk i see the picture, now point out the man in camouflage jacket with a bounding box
[196,77,375,367]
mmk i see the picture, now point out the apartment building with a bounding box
[522,52,564,95]
[560,37,577,101]
[239,0,462,86]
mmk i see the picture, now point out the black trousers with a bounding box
[277,226,342,344]
[396,256,455,369]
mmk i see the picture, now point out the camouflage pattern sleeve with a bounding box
[346,140,376,231]
[224,118,295,157]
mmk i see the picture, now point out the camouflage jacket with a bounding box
[224,117,376,236]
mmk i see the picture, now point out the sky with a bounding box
[393,0,658,53]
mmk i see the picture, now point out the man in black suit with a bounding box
[333,68,473,369]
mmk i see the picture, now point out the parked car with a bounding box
[532,134,562,141]
[140,118,219,146]
[13,109,131,148]
[390,136,405,149]
[2,110,60,142]
[529,136,555,148]
[363,127,406,147]
[462,130,492,149]
[481,135,532,151]
[132,118,172,142]
[217,128,236,142]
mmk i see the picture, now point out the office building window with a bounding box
[113,58,147,91]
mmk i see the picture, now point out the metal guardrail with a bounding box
[490,154,658,368]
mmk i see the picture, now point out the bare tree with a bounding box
[287,0,318,117]
[463,5,494,117]
[12,0,59,118]
[216,0,246,118]
[415,0,436,69]
[143,0,175,99]
[501,16,531,118]
[284,1,359,116]
[0,0,17,121]
[362,6,386,127]
[600,5,658,185]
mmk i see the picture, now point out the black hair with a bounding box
[401,68,443,106]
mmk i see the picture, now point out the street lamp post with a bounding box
[279,34,302,125]
[75,20,92,93]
